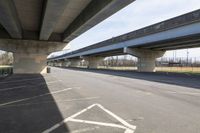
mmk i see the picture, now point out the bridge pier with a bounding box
[13,53,48,74]
[84,57,104,69]
[57,59,67,67]
[69,59,81,67]
[61,60,67,67]
[137,56,157,72]
[124,47,165,72]
[0,39,65,74]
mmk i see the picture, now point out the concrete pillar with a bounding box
[69,59,81,67]
[13,53,47,74]
[124,47,165,72]
[0,39,66,74]
[60,60,67,67]
[137,56,156,72]
[84,56,104,69]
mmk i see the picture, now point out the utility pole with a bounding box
[186,49,189,66]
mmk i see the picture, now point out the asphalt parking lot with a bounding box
[0,67,200,133]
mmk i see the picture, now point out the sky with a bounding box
[51,0,200,58]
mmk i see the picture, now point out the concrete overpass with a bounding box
[0,0,134,73]
[49,9,200,72]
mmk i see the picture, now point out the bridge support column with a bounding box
[13,53,48,74]
[58,59,66,67]
[0,39,66,74]
[84,56,104,69]
[69,59,81,67]
[124,47,165,72]
[137,56,157,72]
[61,61,67,67]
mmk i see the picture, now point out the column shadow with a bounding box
[0,74,70,133]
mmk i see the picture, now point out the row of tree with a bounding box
[85,56,200,67]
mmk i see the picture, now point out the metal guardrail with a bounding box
[0,66,13,76]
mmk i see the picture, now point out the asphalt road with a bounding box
[0,67,200,133]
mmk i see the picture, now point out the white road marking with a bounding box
[2,97,100,108]
[34,80,62,86]
[0,78,43,84]
[166,91,200,96]
[125,129,135,133]
[96,104,136,131]
[0,85,26,92]
[42,103,136,133]
[71,126,100,133]
[0,88,72,107]
[69,118,127,129]
[42,104,99,133]
[0,80,61,92]
[0,80,63,92]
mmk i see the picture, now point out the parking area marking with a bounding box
[166,91,200,96]
[0,88,72,107]
[96,104,136,131]
[43,103,136,133]
[69,118,127,129]
[71,126,100,133]
[0,80,62,92]
[1,97,100,108]
[0,78,44,84]
[33,80,62,86]
[0,85,26,92]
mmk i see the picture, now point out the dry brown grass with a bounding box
[156,67,200,73]
[99,66,200,74]
[99,66,137,70]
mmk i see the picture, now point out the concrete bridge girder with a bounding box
[124,47,165,72]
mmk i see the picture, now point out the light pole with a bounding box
[186,49,189,66]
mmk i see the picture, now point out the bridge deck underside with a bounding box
[139,33,200,50]
[56,33,200,60]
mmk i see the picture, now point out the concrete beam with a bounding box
[40,0,69,40]
[0,39,66,54]
[123,47,165,58]
[0,0,22,39]
[63,0,134,42]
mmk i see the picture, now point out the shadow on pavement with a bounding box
[0,74,69,133]
[61,67,200,89]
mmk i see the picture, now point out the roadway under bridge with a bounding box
[0,0,135,73]
[49,9,200,72]
[1,67,200,133]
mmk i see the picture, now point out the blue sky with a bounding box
[52,0,200,58]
